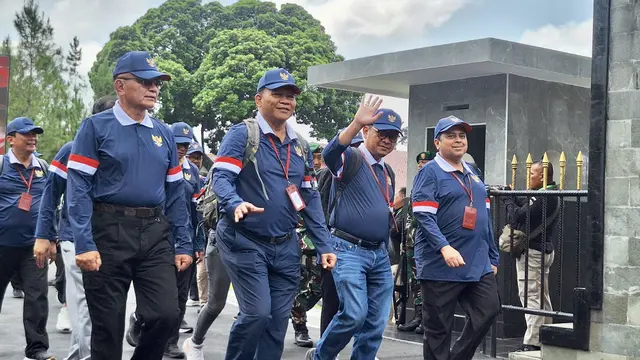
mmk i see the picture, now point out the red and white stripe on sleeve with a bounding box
[212,156,242,174]
[192,193,199,203]
[486,198,491,209]
[166,165,183,182]
[301,175,316,189]
[49,160,68,179]
[413,201,438,214]
[67,155,99,176]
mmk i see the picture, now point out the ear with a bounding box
[113,79,125,96]
[255,92,263,108]
[362,125,370,138]
[434,138,440,150]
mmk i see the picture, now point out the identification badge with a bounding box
[462,206,477,230]
[286,184,306,211]
[18,193,33,211]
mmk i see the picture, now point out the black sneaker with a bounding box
[414,324,424,334]
[125,312,141,347]
[26,350,56,360]
[164,344,186,359]
[179,319,193,333]
[294,330,314,348]
[13,289,24,298]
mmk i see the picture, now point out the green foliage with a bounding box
[89,0,360,152]
[4,0,88,160]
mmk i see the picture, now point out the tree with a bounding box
[89,0,360,152]
[4,0,87,160]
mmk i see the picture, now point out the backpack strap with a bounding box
[242,118,269,200]
[327,149,364,226]
[295,132,309,165]
[384,162,395,194]
[0,155,4,176]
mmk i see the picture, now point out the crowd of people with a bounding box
[0,49,557,360]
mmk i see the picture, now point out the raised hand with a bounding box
[353,94,384,126]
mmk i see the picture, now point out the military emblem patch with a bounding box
[295,145,303,157]
[183,128,189,135]
[388,114,397,123]
[471,174,481,183]
[152,135,163,147]
[280,71,289,81]
[184,171,192,181]
[35,169,43,178]
[146,57,157,68]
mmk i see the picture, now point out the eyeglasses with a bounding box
[116,77,163,89]
[370,127,400,142]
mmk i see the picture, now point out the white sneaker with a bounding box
[56,306,71,333]
[183,337,205,360]
[186,299,199,307]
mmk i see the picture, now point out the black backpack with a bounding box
[318,149,395,226]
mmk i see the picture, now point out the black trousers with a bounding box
[320,268,340,336]
[189,263,198,301]
[421,273,501,360]
[83,210,180,360]
[0,244,50,357]
[167,261,195,346]
[54,243,65,304]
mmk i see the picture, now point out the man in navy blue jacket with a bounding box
[34,95,116,360]
[0,117,54,360]
[66,51,191,360]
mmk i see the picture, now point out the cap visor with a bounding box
[437,123,472,137]
[264,82,301,94]
[174,136,192,144]
[18,126,44,135]
[373,124,402,133]
[131,69,172,81]
[187,149,203,155]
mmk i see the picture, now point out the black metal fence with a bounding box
[480,188,589,357]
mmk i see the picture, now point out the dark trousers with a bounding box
[83,210,180,360]
[54,243,65,304]
[189,264,199,301]
[0,245,50,357]
[11,271,22,291]
[420,273,501,360]
[167,261,195,346]
[320,268,339,336]
[216,218,300,360]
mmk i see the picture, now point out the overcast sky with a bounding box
[0,0,594,146]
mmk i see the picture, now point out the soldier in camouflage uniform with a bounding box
[291,144,324,347]
[397,151,435,334]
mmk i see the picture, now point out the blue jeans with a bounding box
[315,236,394,360]
[216,218,300,360]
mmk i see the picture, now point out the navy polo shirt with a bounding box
[211,112,331,256]
[322,138,395,245]
[35,141,74,242]
[66,101,190,255]
[0,149,47,247]
[411,154,499,282]
[179,158,205,252]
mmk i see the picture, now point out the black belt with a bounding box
[236,228,293,245]
[331,228,381,250]
[94,202,162,218]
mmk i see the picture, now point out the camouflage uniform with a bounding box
[290,224,323,328]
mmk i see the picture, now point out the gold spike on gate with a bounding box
[576,151,583,190]
[511,154,518,190]
[525,153,533,190]
[559,152,566,190]
[542,152,549,189]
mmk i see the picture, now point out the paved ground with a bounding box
[0,268,496,360]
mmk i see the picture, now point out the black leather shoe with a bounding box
[13,289,24,298]
[414,324,424,334]
[294,330,314,347]
[125,312,141,347]
[179,319,193,333]
[164,344,186,359]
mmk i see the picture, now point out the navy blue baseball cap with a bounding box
[7,117,44,135]
[257,68,300,94]
[434,115,472,140]
[373,108,402,133]
[187,142,204,155]
[113,51,171,81]
[171,122,194,144]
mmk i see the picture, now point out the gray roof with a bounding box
[308,38,591,98]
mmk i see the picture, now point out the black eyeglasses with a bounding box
[371,127,400,142]
[117,77,163,89]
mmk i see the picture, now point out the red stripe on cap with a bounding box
[68,154,99,168]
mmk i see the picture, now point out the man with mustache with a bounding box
[210,68,336,360]
[67,51,191,360]
[411,115,500,360]
[0,117,54,360]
